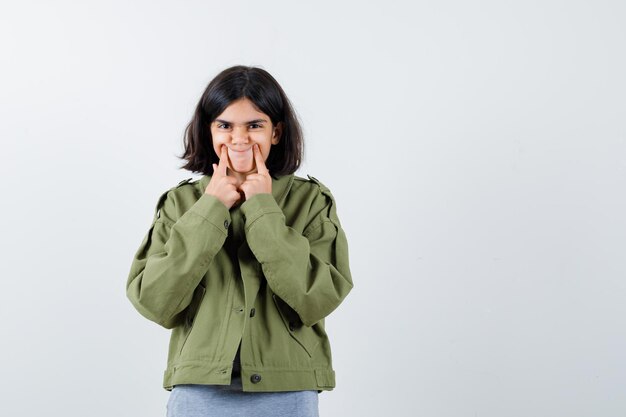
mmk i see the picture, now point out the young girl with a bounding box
[126,65,354,417]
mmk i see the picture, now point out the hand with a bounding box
[205,144,243,209]
[239,143,272,200]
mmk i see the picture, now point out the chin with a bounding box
[229,163,256,174]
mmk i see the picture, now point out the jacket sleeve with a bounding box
[239,182,354,327]
[126,189,231,329]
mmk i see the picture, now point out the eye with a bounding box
[249,123,263,129]
[217,123,230,129]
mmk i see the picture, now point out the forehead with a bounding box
[215,98,268,121]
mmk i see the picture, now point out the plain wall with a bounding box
[1,0,625,416]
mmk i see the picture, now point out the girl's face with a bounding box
[210,97,282,178]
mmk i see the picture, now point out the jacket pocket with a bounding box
[272,293,320,358]
[179,283,206,355]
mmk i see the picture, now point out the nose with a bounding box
[231,126,249,145]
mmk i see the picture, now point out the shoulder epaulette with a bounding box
[152,178,193,223]
[307,174,330,192]
[305,174,342,227]
[153,189,171,223]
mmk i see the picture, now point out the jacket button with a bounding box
[288,321,296,331]
[250,308,256,317]
[224,220,229,229]
[250,374,262,383]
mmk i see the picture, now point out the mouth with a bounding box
[228,146,253,153]
[227,146,254,165]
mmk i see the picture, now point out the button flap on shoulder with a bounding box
[153,189,171,222]
[307,174,331,193]
[306,174,343,229]
[153,178,194,223]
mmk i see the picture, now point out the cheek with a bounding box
[263,147,272,161]
[211,137,225,153]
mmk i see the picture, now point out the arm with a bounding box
[125,190,231,329]
[240,183,354,327]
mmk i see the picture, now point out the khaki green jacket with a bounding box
[126,173,354,393]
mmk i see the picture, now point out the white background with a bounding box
[1,1,625,416]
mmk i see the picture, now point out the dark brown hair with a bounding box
[178,65,304,178]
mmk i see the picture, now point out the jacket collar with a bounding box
[197,172,295,207]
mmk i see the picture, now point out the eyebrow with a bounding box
[214,118,268,124]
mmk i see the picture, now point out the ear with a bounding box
[271,122,283,145]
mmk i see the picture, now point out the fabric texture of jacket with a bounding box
[126,172,354,393]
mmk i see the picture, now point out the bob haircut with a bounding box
[179,65,304,178]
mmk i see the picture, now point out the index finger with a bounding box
[217,144,229,176]
[253,143,269,175]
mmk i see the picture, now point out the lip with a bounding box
[228,147,253,153]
